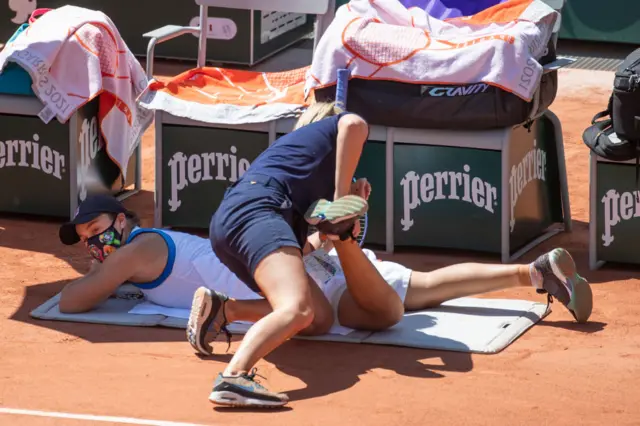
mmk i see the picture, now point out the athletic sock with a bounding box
[529,263,544,289]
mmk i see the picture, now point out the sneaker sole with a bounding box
[550,248,593,323]
[305,195,368,226]
[187,287,215,356]
[209,391,288,408]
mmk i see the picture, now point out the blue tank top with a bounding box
[242,112,359,213]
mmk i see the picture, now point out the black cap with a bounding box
[59,194,130,245]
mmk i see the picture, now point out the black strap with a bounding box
[591,118,613,146]
[591,94,614,124]
[591,110,610,124]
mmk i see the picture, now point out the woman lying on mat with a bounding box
[58,193,593,408]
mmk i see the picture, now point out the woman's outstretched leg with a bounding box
[404,248,593,323]
[403,263,530,311]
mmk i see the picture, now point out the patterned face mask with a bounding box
[86,219,123,262]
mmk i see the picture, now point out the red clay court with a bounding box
[1,66,639,425]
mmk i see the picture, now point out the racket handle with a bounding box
[335,69,350,110]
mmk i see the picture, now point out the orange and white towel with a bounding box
[0,6,153,180]
[138,66,310,125]
[306,0,558,102]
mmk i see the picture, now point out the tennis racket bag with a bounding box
[314,40,558,131]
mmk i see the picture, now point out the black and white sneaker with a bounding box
[186,287,231,356]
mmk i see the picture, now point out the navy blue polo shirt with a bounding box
[242,112,363,214]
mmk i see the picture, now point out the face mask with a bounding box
[86,219,123,262]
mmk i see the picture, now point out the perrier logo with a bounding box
[400,165,498,231]
[0,134,65,179]
[167,146,251,212]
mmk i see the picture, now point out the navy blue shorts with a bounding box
[209,174,308,294]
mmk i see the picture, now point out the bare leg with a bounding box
[224,247,334,376]
[332,239,404,331]
[216,282,334,336]
[224,299,272,324]
[404,263,531,311]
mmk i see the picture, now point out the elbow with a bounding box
[339,114,369,145]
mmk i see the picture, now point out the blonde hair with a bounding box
[294,101,344,130]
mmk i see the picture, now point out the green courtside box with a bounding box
[357,113,566,258]
[0,23,140,219]
[590,155,640,269]
[558,0,640,44]
[0,1,315,65]
[0,94,140,219]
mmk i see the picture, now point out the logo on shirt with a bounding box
[167,146,251,212]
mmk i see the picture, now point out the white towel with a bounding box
[305,0,558,102]
[0,6,153,181]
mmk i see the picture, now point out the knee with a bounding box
[376,305,405,330]
[282,301,316,331]
[302,308,334,336]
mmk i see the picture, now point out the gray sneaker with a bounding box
[533,248,593,323]
[186,287,231,356]
[209,368,289,408]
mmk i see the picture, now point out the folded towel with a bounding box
[138,66,310,125]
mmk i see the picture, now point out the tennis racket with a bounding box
[335,68,368,246]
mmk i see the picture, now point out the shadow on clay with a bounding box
[8,278,192,344]
[205,337,474,406]
[537,320,607,333]
[0,190,158,274]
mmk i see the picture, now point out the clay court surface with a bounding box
[1,67,639,425]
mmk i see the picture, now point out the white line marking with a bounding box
[0,407,211,426]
